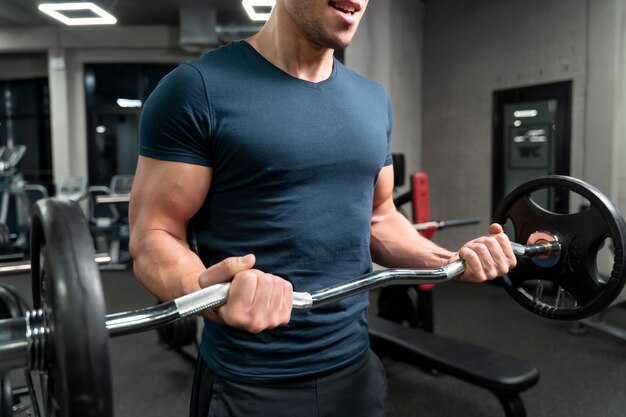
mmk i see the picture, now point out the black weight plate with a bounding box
[0,375,11,417]
[30,198,113,417]
[493,176,626,320]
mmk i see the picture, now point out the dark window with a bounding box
[85,63,176,185]
[0,78,52,185]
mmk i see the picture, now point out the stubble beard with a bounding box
[289,6,354,50]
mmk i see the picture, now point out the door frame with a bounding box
[492,81,572,214]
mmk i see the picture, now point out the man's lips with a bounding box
[329,1,361,15]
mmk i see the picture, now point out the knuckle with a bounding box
[488,266,499,279]
[269,314,282,329]
[226,311,246,329]
[247,325,263,334]
[459,246,473,259]
[494,234,507,245]
[465,250,479,264]
[279,308,292,325]
[283,282,293,300]
[237,269,259,283]
[486,237,500,248]
[259,273,273,285]
[222,257,237,271]
[479,269,489,281]
[245,317,263,334]
[474,245,489,258]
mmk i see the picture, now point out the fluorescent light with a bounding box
[513,109,538,118]
[242,0,275,21]
[116,99,142,108]
[38,2,117,26]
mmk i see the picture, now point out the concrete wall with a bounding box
[0,52,48,80]
[346,0,424,195]
[421,0,626,249]
[613,3,626,213]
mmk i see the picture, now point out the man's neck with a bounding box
[247,9,335,83]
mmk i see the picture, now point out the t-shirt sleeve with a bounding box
[139,63,213,167]
[384,93,394,166]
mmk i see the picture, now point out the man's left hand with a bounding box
[453,223,517,283]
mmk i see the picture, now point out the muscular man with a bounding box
[129,1,516,416]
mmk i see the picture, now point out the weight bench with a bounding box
[368,314,539,417]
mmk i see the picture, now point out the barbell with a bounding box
[0,254,110,276]
[0,175,624,417]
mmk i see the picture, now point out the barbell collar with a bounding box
[0,309,45,373]
[511,241,562,258]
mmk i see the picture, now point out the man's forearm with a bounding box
[370,210,454,269]
[130,229,207,302]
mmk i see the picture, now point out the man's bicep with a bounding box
[129,155,212,242]
[371,164,396,222]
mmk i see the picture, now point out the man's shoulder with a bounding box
[185,41,245,73]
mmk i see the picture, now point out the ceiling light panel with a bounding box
[38,2,117,26]
[242,0,275,21]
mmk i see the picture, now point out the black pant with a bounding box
[189,351,388,417]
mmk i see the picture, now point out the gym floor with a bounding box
[3,268,626,417]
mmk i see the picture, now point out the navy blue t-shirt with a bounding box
[139,41,393,383]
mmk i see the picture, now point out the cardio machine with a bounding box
[0,146,48,259]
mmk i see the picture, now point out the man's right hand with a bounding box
[198,254,294,333]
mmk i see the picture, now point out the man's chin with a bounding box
[321,34,355,51]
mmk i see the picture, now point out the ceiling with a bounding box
[0,0,253,27]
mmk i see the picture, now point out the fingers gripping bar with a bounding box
[105,241,560,336]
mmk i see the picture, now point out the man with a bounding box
[129,1,516,416]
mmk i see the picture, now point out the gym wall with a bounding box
[346,0,425,197]
[421,0,626,250]
[0,53,47,81]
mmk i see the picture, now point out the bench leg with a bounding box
[494,392,526,417]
